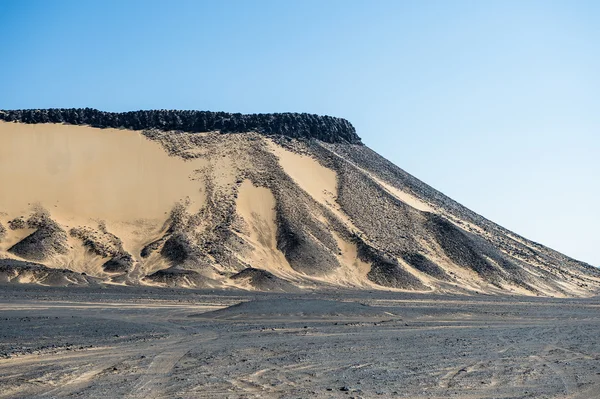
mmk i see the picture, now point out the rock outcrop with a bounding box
[0,108,361,144]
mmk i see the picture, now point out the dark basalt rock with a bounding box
[8,217,26,230]
[160,233,195,265]
[230,267,298,292]
[144,267,211,287]
[355,239,427,290]
[140,237,166,258]
[400,252,451,281]
[0,259,92,286]
[275,212,340,275]
[69,223,134,273]
[425,214,501,282]
[8,211,68,262]
[0,108,361,144]
[102,254,134,273]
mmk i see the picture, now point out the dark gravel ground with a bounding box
[0,285,600,398]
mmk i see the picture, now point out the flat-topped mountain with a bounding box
[0,110,598,296]
[0,108,361,144]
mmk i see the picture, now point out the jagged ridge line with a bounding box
[0,108,361,144]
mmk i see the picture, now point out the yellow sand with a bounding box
[234,177,382,290]
[329,231,374,288]
[373,178,436,213]
[236,181,277,249]
[267,140,362,233]
[0,122,206,222]
[0,122,209,277]
[234,180,296,280]
[267,141,337,207]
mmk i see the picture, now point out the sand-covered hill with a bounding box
[1,110,598,296]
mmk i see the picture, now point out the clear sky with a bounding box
[1,0,598,266]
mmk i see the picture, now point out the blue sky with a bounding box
[1,0,598,265]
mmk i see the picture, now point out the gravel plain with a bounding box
[1,285,600,399]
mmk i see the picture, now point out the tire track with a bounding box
[127,332,217,399]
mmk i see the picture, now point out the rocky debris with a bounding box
[0,222,5,241]
[0,259,92,286]
[142,132,343,280]
[8,209,68,261]
[160,233,197,265]
[423,213,537,291]
[230,267,299,292]
[140,236,167,258]
[0,108,361,144]
[0,343,94,360]
[356,239,427,290]
[241,138,342,276]
[2,287,600,397]
[426,214,500,280]
[275,212,340,275]
[156,202,227,270]
[400,252,451,281]
[334,155,426,256]
[69,222,133,273]
[134,128,600,294]
[162,175,247,272]
[322,141,600,283]
[69,224,120,258]
[144,267,213,288]
[8,217,26,230]
[102,254,134,273]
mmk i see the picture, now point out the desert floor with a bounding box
[0,285,599,398]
